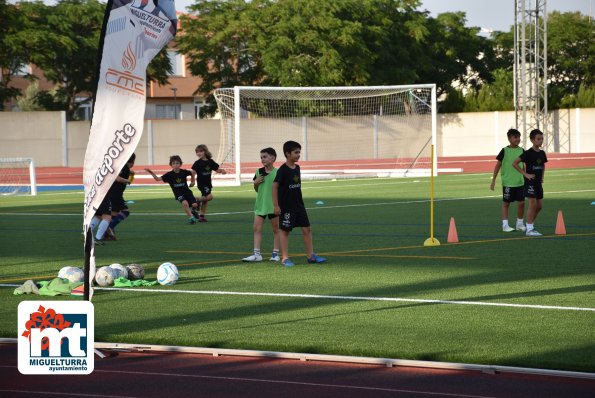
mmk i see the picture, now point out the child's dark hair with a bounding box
[260,147,277,158]
[195,144,212,159]
[507,128,521,138]
[128,153,136,164]
[169,155,183,165]
[529,129,543,140]
[282,141,301,157]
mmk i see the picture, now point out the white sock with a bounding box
[516,218,524,226]
[90,217,99,231]
[502,220,509,228]
[96,220,109,240]
[526,223,534,231]
[253,249,261,256]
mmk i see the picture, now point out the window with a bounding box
[156,104,181,119]
[194,99,207,119]
[167,51,185,77]
[74,98,93,121]
[14,64,32,76]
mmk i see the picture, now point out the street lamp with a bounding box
[171,87,178,119]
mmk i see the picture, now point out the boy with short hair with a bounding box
[145,155,200,224]
[272,140,326,266]
[490,129,526,232]
[243,147,280,262]
[513,129,548,236]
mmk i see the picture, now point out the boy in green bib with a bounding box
[243,148,280,262]
[490,129,526,232]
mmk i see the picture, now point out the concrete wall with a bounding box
[1,109,594,167]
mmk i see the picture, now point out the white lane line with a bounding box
[88,287,595,312]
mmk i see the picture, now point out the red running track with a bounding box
[32,153,595,185]
[1,343,594,398]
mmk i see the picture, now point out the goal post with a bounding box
[0,157,37,196]
[213,85,438,185]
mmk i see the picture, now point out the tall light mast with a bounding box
[514,0,548,148]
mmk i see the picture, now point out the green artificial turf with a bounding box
[1,168,594,372]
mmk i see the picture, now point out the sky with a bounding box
[420,0,592,32]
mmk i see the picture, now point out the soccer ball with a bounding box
[61,267,84,283]
[126,264,145,280]
[109,263,128,279]
[95,266,116,287]
[157,262,179,286]
[58,266,74,279]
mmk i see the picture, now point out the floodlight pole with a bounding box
[514,0,548,149]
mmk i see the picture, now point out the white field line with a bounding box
[0,284,586,312]
[5,168,594,200]
[2,188,595,217]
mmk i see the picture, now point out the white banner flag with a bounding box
[84,0,176,229]
[82,0,176,293]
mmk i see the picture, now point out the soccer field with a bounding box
[1,168,595,372]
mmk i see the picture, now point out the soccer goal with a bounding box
[0,157,38,196]
[213,85,437,185]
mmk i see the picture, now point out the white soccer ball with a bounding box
[58,266,74,279]
[95,266,116,287]
[126,264,145,280]
[61,267,84,283]
[109,263,128,279]
[157,262,179,286]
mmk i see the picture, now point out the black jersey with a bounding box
[274,163,305,212]
[161,169,193,199]
[108,164,131,197]
[519,148,548,183]
[192,159,219,188]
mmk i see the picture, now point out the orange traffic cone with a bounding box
[555,210,566,235]
[447,217,459,243]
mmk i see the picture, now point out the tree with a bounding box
[178,0,497,114]
[417,12,495,97]
[177,0,266,116]
[10,0,105,119]
[464,68,514,112]
[16,81,44,111]
[489,11,593,110]
[0,1,31,110]
[3,0,173,119]
[547,12,594,93]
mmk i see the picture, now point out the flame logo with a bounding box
[122,43,137,71]
[22,305,72,350]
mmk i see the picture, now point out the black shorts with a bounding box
[257,214,278,220]
[502,186,524,203]
[176,192,197,205]
[198,185,212,197]
[524,182,544,199]
[280,208,310,231]
[95,196,111,216]
[109,195,128,212]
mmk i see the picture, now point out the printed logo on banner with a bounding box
[105,42,145,96]
[18,301,94,375]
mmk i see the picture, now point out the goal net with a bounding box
[213,85,437,185]
[0,157,38,196]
